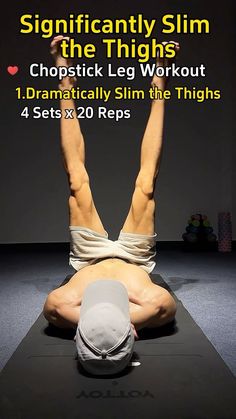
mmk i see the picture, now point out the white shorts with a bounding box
[69,226,157,274]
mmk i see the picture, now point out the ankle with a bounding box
[59,77,76,91]
[151,79,166,91]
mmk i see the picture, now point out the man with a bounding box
[43,36,179,375]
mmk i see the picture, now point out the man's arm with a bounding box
[129,285,176,331]
[128,292,161,331]
[130,305,161,331]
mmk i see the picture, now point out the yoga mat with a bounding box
[0,274,235,419]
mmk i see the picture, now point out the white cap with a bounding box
[76,280,135,375]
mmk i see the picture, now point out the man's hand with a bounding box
[131,323,139,340]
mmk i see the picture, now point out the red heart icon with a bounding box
[7,66,19,76]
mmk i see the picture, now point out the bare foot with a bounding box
[50,35,72,67]
[50,35,76,87]
[151,41,180,88]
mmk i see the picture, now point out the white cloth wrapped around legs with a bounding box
[69,226,157,273]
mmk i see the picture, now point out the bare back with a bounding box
[61,258,165,311]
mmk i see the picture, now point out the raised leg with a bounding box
[51,36,106,234]
[122,42,180,235]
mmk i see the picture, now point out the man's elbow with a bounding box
[147,291,177,328]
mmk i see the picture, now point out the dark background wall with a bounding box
[0,0,234,243]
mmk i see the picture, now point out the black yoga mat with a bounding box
[0,274,235,419]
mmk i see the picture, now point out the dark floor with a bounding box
[0,244,235,376]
